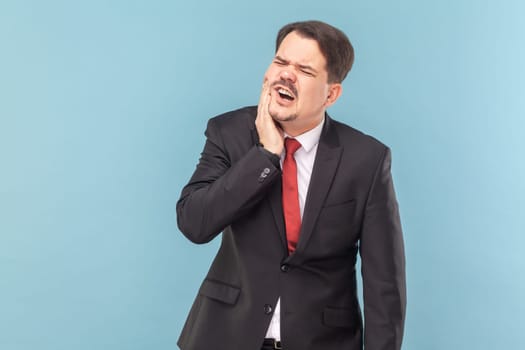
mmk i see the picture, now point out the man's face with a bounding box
[264,31,339,135]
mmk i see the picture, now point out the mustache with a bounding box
[270,80,297,97]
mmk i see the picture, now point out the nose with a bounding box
[279,69,297,83]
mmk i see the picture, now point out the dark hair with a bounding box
[276,20,354,83]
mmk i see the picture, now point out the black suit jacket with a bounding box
[177,106,406,350]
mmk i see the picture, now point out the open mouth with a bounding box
[277,87,295,101]
[271,80,297,105]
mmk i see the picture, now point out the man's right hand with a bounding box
[255,81,284,156]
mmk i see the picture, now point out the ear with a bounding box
[324,83,343,108]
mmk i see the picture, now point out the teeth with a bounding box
[278,88,293,98]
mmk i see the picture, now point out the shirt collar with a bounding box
[284,117,325,153]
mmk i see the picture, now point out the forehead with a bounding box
[276,31,327,69]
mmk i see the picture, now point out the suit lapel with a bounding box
[251,126,288,248]
[295,116,342,253]
[251,114,343,254]
[268,181,288,248]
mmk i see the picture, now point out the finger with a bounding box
[265,88,272,117]
[257,84,271,121]
[257,82,268,115]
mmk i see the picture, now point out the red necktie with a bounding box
[282,138,302,253]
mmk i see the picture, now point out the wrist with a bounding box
[262,144,282,156]
[257,145,281,167]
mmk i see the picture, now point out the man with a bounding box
[177,20,406,350]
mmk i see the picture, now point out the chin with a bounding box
[269,106,298,123]
[270,112,297,123]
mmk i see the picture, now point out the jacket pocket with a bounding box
[323,307,358,329]
[199,279,241,305]
[322,198,356,209]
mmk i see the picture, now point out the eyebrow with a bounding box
[275,55,318,74]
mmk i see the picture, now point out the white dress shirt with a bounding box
[264,117,325,340]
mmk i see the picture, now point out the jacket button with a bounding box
[280,264,290,272]
[264,304,273,314]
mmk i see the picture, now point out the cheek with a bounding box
[263,66,277,81]
[317,85,331,103]
[301,84,328,104]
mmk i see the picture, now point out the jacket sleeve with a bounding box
[359,147,406,350]
[176,117,281,244]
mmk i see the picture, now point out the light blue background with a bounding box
[1,1,524,349]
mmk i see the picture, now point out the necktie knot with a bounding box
[285,138,301,156]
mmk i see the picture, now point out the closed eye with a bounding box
[273,55,317,77]
[300,69,314,76]
[298,64,317,77]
